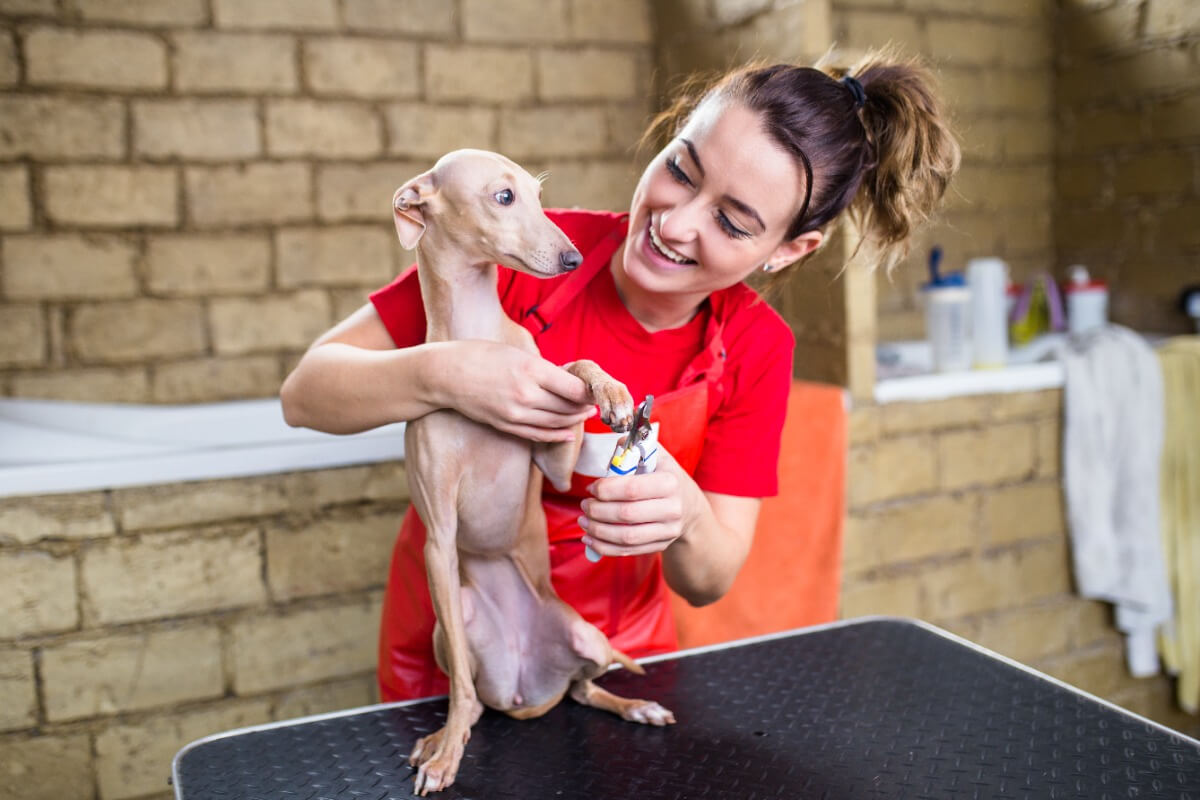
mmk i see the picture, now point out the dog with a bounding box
[392,150,675,795]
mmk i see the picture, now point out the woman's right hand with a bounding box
[424,340,596,442]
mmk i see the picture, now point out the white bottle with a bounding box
[1066,265,1108,335]
[966,257,1009,369]
[922,274,971,373]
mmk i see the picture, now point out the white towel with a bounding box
[1057,325,1173,677]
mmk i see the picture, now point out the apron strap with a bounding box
[678,296,728,387]
[522,214,629,337]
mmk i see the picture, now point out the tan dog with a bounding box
[393,150,675,795]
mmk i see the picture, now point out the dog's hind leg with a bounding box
[568,679,675,726]
[565,617,675,726]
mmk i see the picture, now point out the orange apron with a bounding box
[377,215,728,702]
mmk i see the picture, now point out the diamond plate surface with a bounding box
[175,619,1200,799]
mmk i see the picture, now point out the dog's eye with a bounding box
[494,189,514,206]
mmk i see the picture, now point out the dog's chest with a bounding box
[405,410,533,549]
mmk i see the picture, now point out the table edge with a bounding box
[171,615,1199,798]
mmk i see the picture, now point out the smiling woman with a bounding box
[280,47,960,705]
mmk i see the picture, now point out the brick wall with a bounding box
[0,464,406,799]
[846,388,1199,737]
[1056,0,1200,333]
[0,0,654,403]
[827,0,1057,341]
[3,2,1197,797]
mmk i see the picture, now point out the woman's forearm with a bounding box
[660,462,757,607]
[281,342,446,434]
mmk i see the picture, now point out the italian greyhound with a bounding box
[392,150,675,795]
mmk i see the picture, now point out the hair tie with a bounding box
[841,75,867,110]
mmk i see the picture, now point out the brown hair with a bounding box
[642,48,961,277]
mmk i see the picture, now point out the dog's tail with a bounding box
[611,648,646,675]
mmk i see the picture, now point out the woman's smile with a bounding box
[644,215,697,269]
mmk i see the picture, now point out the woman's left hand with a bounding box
[578,466,687,557]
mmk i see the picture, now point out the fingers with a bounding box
[578,474,684,557]
[497,421,582,443]
[527,392,593,417]
[511,406,593,431]
[579,522,679,557]
[580,496,680,526]
[531,359,592,406]
[586,472,678,502]
[578,500,681,555]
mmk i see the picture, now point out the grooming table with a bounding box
[172,617,1200,799]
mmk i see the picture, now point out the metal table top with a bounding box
[173,617,1200,799]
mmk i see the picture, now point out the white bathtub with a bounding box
[0,398,406,498]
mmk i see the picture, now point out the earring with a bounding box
[762,263,772,272]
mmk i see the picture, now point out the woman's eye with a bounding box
[717,212,751,240]
[494,189,514,205]
[665,157,692,186]
[665,155,749,239]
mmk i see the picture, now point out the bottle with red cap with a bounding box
[1065,265,1108,335]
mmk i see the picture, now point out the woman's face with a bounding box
[622,99,814,302]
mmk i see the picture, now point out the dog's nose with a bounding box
[559,250,583,271]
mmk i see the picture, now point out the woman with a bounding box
[281,51,961,702]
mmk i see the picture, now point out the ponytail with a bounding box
[837,48,961,274]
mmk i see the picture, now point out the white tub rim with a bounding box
[0,396,405,499]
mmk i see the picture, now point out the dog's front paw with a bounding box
[593,380,634,432]
[564,360,635,431]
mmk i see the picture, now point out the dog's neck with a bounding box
[415,242,508,342]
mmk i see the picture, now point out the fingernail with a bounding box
[579,499,590,513]
[577,515,589,530]
[581,536,594,548]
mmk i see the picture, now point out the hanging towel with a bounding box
[1157,336,1200,713]
[1057,325,1173,677]
[671,380,847,649]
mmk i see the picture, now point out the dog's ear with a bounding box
[392,171,436,250]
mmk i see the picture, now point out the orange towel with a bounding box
[671,380,847,649]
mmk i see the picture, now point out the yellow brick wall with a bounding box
[0,464,407,799]
[847,389,1199,738]
[3,3,1197,797]
[829,0,1057,341]
[0,0,655,403]
[1056,0,1200,333]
